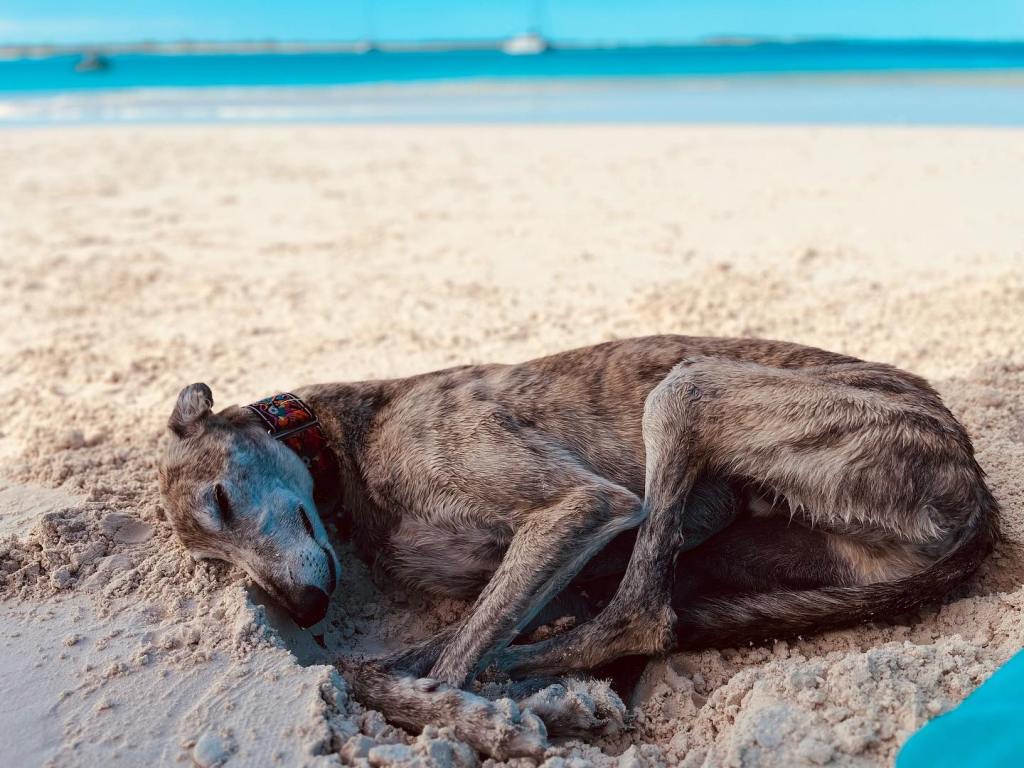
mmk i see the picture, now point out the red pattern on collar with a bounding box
[245,393,338,499]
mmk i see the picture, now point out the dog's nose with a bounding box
[292,585,330,628]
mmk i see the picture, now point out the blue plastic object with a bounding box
[898,651,1024,768]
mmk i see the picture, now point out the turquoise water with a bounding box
[2,41,1024,124]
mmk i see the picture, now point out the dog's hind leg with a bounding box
[500,356,994,676]
[498,364,743,677]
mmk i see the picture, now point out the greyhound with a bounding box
[158,335,998,759]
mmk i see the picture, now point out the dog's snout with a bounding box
[292,585,330,628]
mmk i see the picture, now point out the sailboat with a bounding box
[503,0,550,55]
[503,31,549,55]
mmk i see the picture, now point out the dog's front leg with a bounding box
[341,484,641,760]
[342,628,549,759]
[429,483,643,687]
[347,640,626,758]
[346,661,549,760]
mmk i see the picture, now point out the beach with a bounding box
[1,124,1023,766]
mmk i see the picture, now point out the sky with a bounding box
[1,0,1023,46]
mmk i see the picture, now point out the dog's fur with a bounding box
[158,336,998,759]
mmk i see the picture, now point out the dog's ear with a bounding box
[169,383,214,438]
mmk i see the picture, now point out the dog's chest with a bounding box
[380,515,513,599]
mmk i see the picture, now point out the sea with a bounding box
[2,41,1024,125]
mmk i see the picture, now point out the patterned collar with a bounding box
[245,393,339,503]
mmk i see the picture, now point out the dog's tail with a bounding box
[675,487,999,650]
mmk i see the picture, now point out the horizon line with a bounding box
[5,34,1024,57]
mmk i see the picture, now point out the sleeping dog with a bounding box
[158,335,998,758]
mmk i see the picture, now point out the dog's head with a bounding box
[157,383,340,627]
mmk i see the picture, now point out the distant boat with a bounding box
[350,39,374,55]
[74,52,110,73]
[503,32,549,56]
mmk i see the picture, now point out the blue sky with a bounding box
[1,1,1023,45]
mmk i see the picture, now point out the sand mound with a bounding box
[1,126,1022,767]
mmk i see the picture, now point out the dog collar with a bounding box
[245,393,339,501]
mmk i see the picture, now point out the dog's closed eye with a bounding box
[215,483,233,524]
[298,504,315,539]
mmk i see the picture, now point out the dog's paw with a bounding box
[491,697,549,759]
[410,680,548,761]
[518,677,628,738]
[347,663,549,761]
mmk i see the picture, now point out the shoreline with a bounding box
[3,72,1024,126]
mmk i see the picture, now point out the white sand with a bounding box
[1,125,1022,767]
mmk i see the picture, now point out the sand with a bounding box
[1,125,1022,767]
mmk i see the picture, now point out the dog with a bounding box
[158,335,998,758]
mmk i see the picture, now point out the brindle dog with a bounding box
[158,336,998,758]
